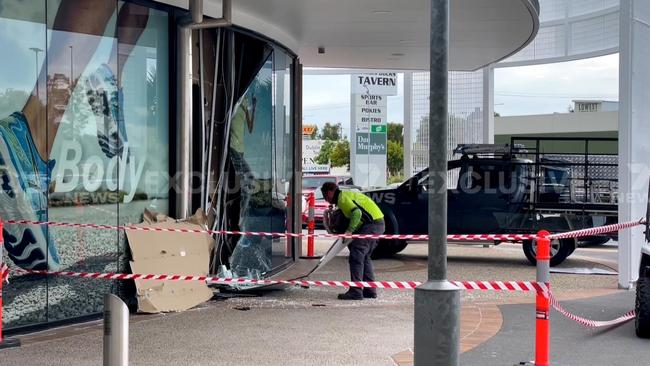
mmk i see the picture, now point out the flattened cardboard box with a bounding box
[126,211,214,313]
[127,222,214,261]
[130,255,212,313]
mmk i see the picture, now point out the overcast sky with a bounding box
[495,53,619,116]
[303,53,619,133]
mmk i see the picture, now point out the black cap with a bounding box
[320,181,338,197]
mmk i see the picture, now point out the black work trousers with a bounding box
[347,219,385,296]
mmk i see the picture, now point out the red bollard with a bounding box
[535,230,551,366]
[0,219,21,349]
[307,193,316,257]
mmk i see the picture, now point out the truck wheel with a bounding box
[522,238,575,267]
[372,239,408,259]
[636,276,650,338]
[370,213,406,259]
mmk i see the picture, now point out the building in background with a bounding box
[495,99,618,152]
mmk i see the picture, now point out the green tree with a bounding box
[330,140,350,168]
[320,122,341,140]
[314,140,335,164]
[387,140,404,176]
[309,126,319,140]
[387,122,403,144]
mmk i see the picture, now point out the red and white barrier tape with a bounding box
[549,292,635,328]
[4,219,535,242]
[5,267,548,293]
[3,218,644,242]
[549,219,645,240]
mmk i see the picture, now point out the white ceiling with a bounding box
[166,0,539,71]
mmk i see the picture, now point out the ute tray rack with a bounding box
[509,137,618,216]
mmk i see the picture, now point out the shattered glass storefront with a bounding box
[1,0,299,331]
[199,30,297,280]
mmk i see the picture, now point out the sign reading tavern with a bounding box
[356,75,396,86]
[352,72,398,96]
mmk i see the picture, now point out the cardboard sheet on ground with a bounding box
[126,209,214,313]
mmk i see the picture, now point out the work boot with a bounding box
[337,290,363,300]
[363,290,377,299]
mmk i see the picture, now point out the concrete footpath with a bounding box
[1,241,646,365]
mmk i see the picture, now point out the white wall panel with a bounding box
[501,0,620,66]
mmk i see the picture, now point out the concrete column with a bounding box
[618,0,650,289]
[404,72,413,176]
[413,1,460,365]
[482,66,494,144]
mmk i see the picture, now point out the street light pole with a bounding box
[413,1,460,365]
[69,45,74,90]
[29,47,43,100]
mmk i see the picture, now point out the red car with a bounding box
[301,175,359,227]
[302,174,354,191]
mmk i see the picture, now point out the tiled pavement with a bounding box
[390,288,620,366]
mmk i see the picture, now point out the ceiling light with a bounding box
[372,10,392,15]
[391,53,405,57]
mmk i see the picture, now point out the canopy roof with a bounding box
[189,0,539,71]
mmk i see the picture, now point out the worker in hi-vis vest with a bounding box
[321,182,385,300]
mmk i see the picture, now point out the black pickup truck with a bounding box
[366,141,618,266]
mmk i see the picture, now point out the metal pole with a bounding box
[414,1,460,365]
[103,294,129,366]
[177,25,192,219]
[29,47,42,100]
[69,45,74,90]
[199,29,206,212]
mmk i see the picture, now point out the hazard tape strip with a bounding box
[3,219,536,242]
[549,219,646,240]
[5,267,548,293]
[549,292,635,328]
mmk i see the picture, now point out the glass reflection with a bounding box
[0,0,49,328]
[1,0,169,329]
[229,56,274,277]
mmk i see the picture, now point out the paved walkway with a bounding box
[390,288,622,366]
[1,241,634,365]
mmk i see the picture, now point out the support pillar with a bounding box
[403,72,414,177]
[414,1,460,365]
[482,66,494,144]
[618,0,650,289]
